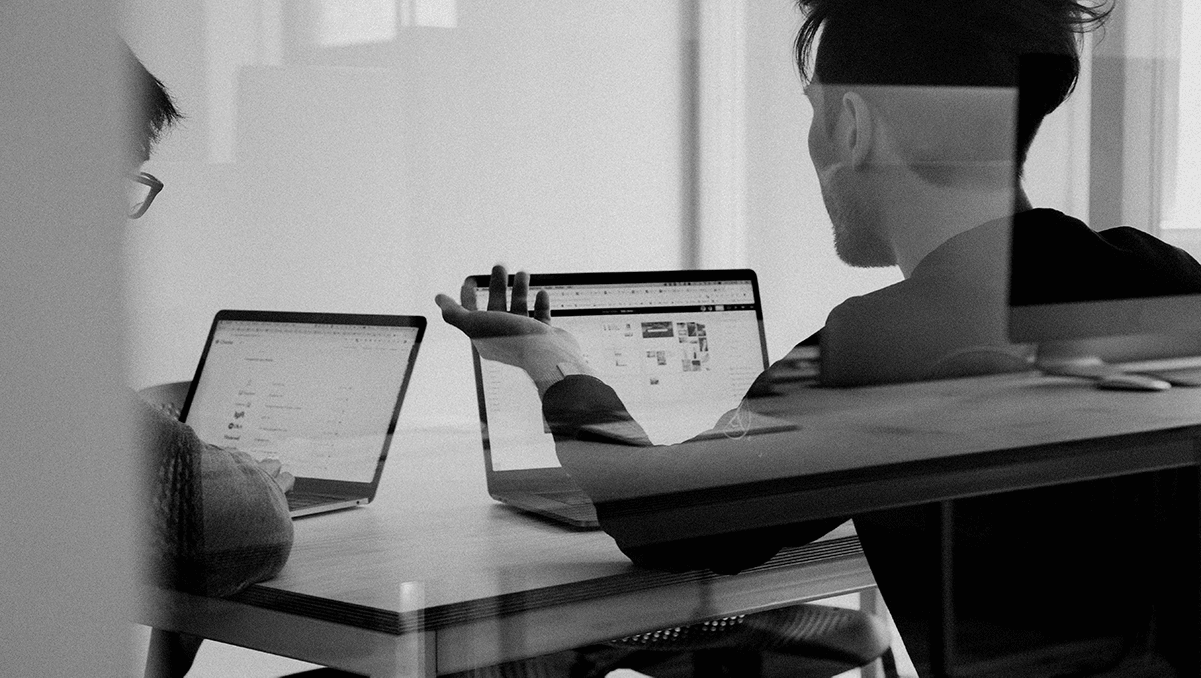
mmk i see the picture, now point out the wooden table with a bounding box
[141,371,1201,677]
[142,424,874,676]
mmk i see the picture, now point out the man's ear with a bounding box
[840,91,875,169]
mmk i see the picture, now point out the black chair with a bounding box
[569,602,897,678]
[608,603,889,659]
[282,601,896,678]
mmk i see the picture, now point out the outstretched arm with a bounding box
[436,265,597,397]
[436,268,839,574]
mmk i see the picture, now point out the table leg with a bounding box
[1155,460,1201,675]
[930,501,955,678]
[1183,460,1201,675]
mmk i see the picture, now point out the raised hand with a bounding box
[436,266,553,341]
[435,265,593,396]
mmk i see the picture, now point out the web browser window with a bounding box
[186,320,419,482]
[477,279,766,470]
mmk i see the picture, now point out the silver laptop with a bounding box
[180,310,425,517]
[470,270,773,528]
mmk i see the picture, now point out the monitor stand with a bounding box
[1035,337,1201,389]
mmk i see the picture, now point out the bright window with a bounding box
[1163,1,1201,231]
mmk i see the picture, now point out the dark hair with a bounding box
[794,0,1112,164]
[122,41,182,160]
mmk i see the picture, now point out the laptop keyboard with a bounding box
[541,490,594,506]
[508,490,599,526]
[556,503,599,523]
[287,494,349,511]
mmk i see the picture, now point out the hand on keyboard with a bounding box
[256,458,295,494]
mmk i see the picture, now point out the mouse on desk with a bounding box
[1095,373,1172,392]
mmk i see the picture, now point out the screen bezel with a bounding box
[179,309,426,500]
[469,269,769,489]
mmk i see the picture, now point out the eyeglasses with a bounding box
[126,171,164,219]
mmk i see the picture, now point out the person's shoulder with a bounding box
[1096,224,1196,259]
[1015,208,1201,299]
[1018,207,1185,257]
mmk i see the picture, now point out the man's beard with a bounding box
[820,168,895,268]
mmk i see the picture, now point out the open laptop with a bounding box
[470,270,776,528]
[179,310,426,517]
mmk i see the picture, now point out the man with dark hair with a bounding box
[436,0,1201,673]
[123,40,182,166]
[794,0,1109,166]
[122,44,295,678]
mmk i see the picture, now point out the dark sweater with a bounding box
[544,210,1201,662]
[547,209,1201,564]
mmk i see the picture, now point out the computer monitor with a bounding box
[1008,47,1201,379]
[1009,293,1201,366]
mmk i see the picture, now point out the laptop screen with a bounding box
[183,316,422,484]
[475,271,768,472]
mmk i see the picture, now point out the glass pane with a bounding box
[1167,1,1201,230]
[124,1,687,426]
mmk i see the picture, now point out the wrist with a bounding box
[533,361,592,398]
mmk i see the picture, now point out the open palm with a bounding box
[435,265,591,394]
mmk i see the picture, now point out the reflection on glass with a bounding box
[130,2,1201,677]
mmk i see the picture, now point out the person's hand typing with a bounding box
[255,457,295,494]
[435,265,593,397]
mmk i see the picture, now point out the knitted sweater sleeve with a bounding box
[135,394,293,598]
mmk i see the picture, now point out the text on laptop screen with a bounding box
[187,320,419,482]
[477,279,765,471]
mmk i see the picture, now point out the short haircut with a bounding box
[122,41,182,161]
[794,0,1112,165]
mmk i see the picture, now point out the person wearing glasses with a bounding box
[127,170,163,220]
[123,43,296,678]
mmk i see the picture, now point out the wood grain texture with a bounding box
[142,371,1201,675]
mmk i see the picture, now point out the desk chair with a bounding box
[574,602,897,678]
[280,602,895,678]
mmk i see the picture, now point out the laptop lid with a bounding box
[470,270,770,497]
[180,310,425,506]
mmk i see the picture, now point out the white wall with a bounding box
[1,1,136,676]
[124,0,1111,417]
[125,0,686,428]
[1168,0,1201,232]
[743,1,902,359]
[124,1,914,427]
